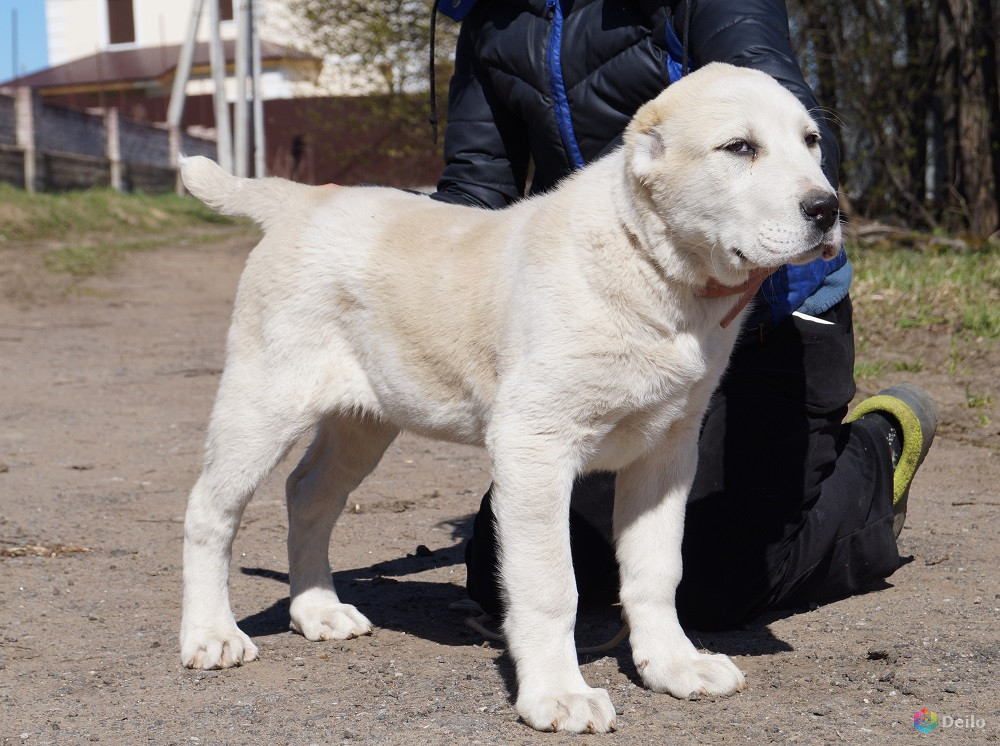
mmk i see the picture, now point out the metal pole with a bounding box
[12,8,18,79]
[207,0,233,173]
[250,0,266,177]
[233,0,250,177]
[166,0,205,127]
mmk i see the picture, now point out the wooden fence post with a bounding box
[14,86,36,192]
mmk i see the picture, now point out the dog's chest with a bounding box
[581,328,733,471]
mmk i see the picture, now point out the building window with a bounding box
[219,0,234,21]
[107,0,135,45]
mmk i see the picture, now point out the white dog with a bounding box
[178,62,841,733]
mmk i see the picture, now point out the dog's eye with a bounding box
[724,140,755,157]
[805,132,821,147]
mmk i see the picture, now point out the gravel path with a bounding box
[1,231,996,744]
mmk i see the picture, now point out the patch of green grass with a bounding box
[892,360,925,373]
[0,183,250,277]
[967,386,993,428]
[855,360,888,380]
[41,231,239,278]
[898,307,948,329]
[946,343,964,376]
[961,303,999,337]
[43,243,120,277]
[0,183,233,244]
[42,238,165,276]
[849,242,1000,339]
[965,386,994,409]
[849,239,997,448]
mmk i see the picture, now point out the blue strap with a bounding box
[438,0,478,22]
[663,18,686,83]
[546,0,585,169]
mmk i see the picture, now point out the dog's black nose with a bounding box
[801,190,840,232]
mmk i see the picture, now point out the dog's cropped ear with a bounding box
[625,100,667,186]
[626,125,665,187]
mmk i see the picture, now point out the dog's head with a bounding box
[624,63,841,286]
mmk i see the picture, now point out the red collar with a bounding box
[696,268,775,328]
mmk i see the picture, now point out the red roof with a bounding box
[3,39,320,90]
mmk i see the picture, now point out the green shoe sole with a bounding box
[847,384,938,506]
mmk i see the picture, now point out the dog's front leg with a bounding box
[490,432,617,733]
[614,428,746,698]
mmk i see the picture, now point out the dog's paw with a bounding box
[516,687,617,733]
[180,625,259,670]
[290,597,373,641]
[638,651,746,698]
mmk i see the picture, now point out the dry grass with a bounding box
[0,183,232,244]
[0,184,252,279]
[848,239,999,446]
[849,241,999,340]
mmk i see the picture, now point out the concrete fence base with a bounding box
[0,87,216,194]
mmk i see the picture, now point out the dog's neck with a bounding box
[616,168,733,286]
[610,172,765,331]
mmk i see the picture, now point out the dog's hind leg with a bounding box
[285,413,397,641]
[180,370,316,670]
[614,427,746,698]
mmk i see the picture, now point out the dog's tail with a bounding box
[180,155,308,227]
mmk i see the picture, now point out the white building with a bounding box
[41,0,367,99]
[45,0,238,66]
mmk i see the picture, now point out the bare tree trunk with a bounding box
[802,5,842,147]
[974,0,1000,231]
[948,0,999,235]
[938,0,964,227]
[904,0,934,218]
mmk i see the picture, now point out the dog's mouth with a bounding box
[789,236,840,266]
[819,240,840,260]
[801,240,840,264]
[732,232,839,269]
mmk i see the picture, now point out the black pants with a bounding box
[464,296,901,630]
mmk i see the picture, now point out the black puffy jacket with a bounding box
[431,0,839,209]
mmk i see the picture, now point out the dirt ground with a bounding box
[0,227,997,745]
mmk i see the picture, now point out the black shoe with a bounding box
[847,384,938,538]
